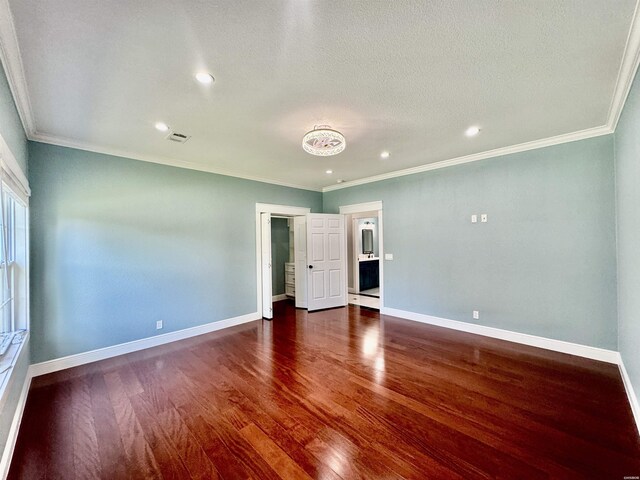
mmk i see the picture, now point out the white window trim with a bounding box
[0,132,30,406]
[0,134,29,203]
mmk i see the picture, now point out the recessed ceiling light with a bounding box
[155,122,169,132]
[380,151,390,159]
[195,72,215,85]
[465,126,481,137]
[326,170,333,174]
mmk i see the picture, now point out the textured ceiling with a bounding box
[8,0,638,190]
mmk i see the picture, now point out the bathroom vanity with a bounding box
[358,256,379,291]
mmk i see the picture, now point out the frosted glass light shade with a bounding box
[302,126,346,156]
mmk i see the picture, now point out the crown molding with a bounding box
[2,1,640,193]
[322,124,612,192]
[322,0,640,193]
[0,0,36,136]
[607,0,640,130]
[29,133,321,192]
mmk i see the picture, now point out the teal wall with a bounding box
[271,218,289,296]
[0,63,27,175]
[28,142,322,363]
[0,61,29,464]
[324,136,618,349]
[614,69,640,413]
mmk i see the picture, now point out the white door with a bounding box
[306,214,347,311]
[260,213,273,319]
[294,216,308,309]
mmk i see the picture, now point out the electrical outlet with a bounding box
[156,320,163,330]
[384,253,393,260]
[471,214,478,223]
[481,214,488,223]
[472,310,479,320]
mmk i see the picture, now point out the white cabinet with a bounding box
[285,262,295,297]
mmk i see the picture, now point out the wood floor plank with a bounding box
[103,371,164,479]
[70,376,102,480]
[43,381,76,479]
[129,393,193,480]
[8,301,640,479]
[175,408,255,479]
[88,372,129,480]
[156,407,222,480]
[240,422,313,480]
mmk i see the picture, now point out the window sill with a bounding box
[0,332,28,410]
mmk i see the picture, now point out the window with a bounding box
[1,191,16,335]
[0,159,28,362]
[0,135,28,418]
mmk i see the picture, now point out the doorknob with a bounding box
[308,265,313,269]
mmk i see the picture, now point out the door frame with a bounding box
[339,201,384,309]
[255,203,311,318]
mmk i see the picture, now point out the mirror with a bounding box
[362,229,374,255]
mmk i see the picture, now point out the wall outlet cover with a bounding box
[471,214,478,223]
[473,310,479,319]
[384,253,393,260]
[481,214,488,223]
[156,320,163,330]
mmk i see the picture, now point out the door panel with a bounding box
[306,213,347,311]
[329,269,341,297]
[311,233,324,261]
[312,270,325,299]
[328,233,341,260]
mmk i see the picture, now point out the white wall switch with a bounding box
[156,320,163,330]
[471,214,478,223]
[472,310,479,320]
[481,214,488,223]
[384,253,393,260]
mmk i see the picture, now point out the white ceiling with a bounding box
[3,0,639,191]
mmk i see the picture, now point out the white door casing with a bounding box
[255,203,311,318]
[306,214,347,311]
[260,213,272,319]
[294,216,308,309]
[339,201,384,310]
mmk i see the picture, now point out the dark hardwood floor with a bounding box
[9,301,640,479]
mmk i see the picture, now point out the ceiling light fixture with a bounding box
[380,151,390,159]
[326,169,333,174]
[195,72,215,85]
[465,126,481,137]
[155,122,170,132]
[302,125,346,156]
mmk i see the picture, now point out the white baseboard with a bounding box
[272,294,288,302]
[0,367,32,480]
[380,307,620,364]
[30,312,260,377]
[618,357,640,436]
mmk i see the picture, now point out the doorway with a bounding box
[340,201,383,310]
[256,204,348,318]
[256,204,310,319]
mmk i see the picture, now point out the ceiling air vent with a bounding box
[166,132,190,143]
